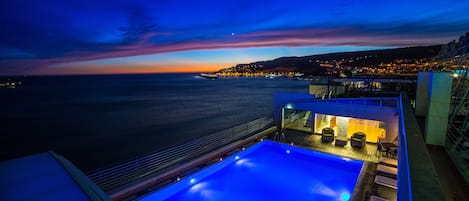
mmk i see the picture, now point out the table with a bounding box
[335,136,347,147]
[381,142,398,157]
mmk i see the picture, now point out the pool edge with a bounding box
[350,161,369,201]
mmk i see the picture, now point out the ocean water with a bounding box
[0,74,310,171]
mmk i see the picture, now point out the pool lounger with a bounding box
[377,164,397,176]
[370,195,389,201]
[374,175,397,189]
[379,158,398,167]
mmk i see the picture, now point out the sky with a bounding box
[1,0,469,75]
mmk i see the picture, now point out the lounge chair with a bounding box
[351,132,366,148]
[379,158,398,167]
[377,164,397,174]
[377,164,398,179]
[374,175,397,189]
[370,195,389,201]
[321,127,335,143]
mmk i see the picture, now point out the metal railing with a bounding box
[447,125,469,175]
[446,57,469,183]
[87,117,273,193]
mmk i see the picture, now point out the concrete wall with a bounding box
[424,73,452,145]
[415,72,430,117]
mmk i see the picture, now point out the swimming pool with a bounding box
[140,140,364,201]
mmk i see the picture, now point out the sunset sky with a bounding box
[1,0,469,75]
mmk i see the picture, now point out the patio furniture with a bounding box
[378,138,398,157]
[335,136,347,147]
[321,127,335,143]
[379,158,398,167]
[381,142,398,149]
[386,147,398,158]
[376,141,388,157]
[374,175,397,189]
[350,132,366,148]
[377,164,397,179]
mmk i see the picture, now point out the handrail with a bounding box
[87,117,273,192]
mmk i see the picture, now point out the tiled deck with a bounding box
[268,129,380,163]
[266,129,397,201]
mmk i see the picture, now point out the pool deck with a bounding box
[265,129,397,201]
[266,129,380,163]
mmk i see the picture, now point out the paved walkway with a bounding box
[416,117,469,201]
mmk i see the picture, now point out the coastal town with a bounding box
[214,32,469,78]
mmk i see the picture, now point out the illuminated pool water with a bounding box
[140,140,364,201]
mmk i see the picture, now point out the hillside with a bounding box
[219,45,442,75]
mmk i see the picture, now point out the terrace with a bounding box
[95,93,453,201]
[268,91,468,201]
[2,91,467,201]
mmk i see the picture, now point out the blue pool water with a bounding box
[140,140,364,201]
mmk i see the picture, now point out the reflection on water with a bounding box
[0,74,309,171]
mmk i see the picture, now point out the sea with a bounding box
[0,73,310,171]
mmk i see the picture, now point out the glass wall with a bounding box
[283,109,312,132]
